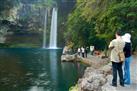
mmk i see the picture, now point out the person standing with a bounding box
[90,46,94,55]
[85,47,88,58]
[109,31,125,87]
[77,48,81,56]
[122,33,132,85]
[81,47,85,58]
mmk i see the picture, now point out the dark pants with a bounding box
[112,62,124,86]
[82,53,84,58]
[78,52,80,56]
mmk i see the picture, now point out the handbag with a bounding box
[118,52,125,62]
[115,42,125,62]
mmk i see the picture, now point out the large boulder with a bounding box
[78,63,112,91]
[61,54,110,68]
[99,63,112,75]
[101,75,117,91]
[61,54,82,62]
[78,69,107,91]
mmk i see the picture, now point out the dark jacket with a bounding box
[124,42,132,57]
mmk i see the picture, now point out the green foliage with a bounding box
[95,1,137,49]
[65,0,111,50]
[65,0,137,51]
[65,7,93,48]
[69,84,78,91]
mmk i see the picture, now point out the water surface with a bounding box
[0,48,85,91]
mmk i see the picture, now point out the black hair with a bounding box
[116,30,123,36]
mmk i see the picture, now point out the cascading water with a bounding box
[49,8,58,49]
[42,9,48,48]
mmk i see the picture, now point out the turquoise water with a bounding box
[0,48,85,91]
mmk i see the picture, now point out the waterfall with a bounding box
[42,9,48,48]
[49,8,58,49]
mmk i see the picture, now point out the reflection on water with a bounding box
[0,48,86,91]
[49,50,57,83]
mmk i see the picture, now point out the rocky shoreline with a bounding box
[67,53,137,91]
[61,53,114,91]
[61,54,109,68]
[78,63,112,91]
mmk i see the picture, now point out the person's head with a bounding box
[122,33,131,43]
[115,30,123,38]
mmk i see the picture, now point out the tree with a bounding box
[65,0,137,51]
[65,0,113,49]
[95,1,137,50]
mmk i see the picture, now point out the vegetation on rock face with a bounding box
[0,0,137,50]
[0,0,75,47]
[65,0,137,51]
[96,1,137,51]
[0,0,19,20]
[69,84,78,91]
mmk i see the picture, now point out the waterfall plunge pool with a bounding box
[0,48,86,91]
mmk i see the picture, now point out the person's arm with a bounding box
[109,40,114,50]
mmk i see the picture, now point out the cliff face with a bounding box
[0,0,21,43]
[0,0,76,47]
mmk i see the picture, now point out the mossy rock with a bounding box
[69,84,78,91]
